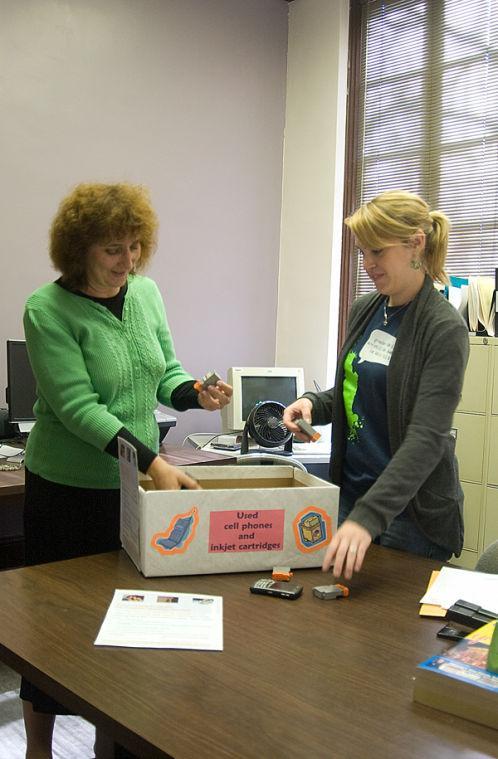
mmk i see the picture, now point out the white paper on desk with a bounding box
[419,566,498,614]
[94,589,223,650]
[0,444,25,459]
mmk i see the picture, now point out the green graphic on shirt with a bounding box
[343,350,363,441]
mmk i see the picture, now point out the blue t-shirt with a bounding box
[341,299,410,504]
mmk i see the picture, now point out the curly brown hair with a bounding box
[49,183,158,288]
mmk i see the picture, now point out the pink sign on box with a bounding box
[209,509,285,554]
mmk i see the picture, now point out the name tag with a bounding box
[358,329,396,366]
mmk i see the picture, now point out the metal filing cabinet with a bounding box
[451,336,497,568]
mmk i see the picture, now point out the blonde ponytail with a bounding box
[425,210,450,284]
[345,190,451,284]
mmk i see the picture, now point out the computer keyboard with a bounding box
[0,461,23,471]
[0,443,25,468]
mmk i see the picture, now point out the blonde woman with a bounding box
[284,190,469,579]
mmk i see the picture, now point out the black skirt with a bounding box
[20,467,121,713]
[23,467,121,565]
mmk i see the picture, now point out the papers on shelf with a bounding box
[419,566,498,615]
[467,276,495,335]
[94,589,223,650]
[445,275,469,316]
[448,283,468,311]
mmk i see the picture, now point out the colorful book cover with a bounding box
[413,620,498,730]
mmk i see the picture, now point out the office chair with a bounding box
[475,540,498,573]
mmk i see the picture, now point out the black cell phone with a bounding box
[249,579,303,599]
[436,623,469,641]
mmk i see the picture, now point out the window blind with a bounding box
[353,0,498,297]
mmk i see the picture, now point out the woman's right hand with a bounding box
[146,456,201,490]
[322,520,372,579]
[282,398,314,441]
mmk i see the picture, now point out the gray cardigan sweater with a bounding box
[305,275,470,555]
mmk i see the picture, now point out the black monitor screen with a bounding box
[6,340,37,423]
[241,376,297,421]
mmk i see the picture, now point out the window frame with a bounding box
[339,0,498,347]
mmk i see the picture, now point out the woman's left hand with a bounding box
[147,456,201,490]
[197,381,233,411]
[322,520,372,579]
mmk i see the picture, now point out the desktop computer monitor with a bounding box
[220,367,305,433]
[6,339,37,424]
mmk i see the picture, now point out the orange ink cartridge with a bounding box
[312,584,349,600]
[272,566,293,582]
[296,418,321,442]
[194,371,221,392]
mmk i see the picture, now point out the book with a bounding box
[413,620,498,730]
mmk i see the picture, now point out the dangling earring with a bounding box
[410,259,422,270]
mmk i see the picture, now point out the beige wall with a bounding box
[0,0,289,442]
[276,0,349,390]
[1,0,349,442]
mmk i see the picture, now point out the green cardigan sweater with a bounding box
[23,276,193,489]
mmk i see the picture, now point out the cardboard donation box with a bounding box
[119,440,339,578]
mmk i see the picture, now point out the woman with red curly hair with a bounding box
[21,182,232,757]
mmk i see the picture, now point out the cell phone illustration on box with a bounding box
[152,507,199,555]
[156,515,193,550]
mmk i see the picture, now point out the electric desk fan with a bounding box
[237,401,307,471]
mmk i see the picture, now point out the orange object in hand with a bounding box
[194,371,221,392]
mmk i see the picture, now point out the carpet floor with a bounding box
[0,660,96,758]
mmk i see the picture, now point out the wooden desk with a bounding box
[0,546,495,758]
[0,445,234,570]
[0,466,25,569]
